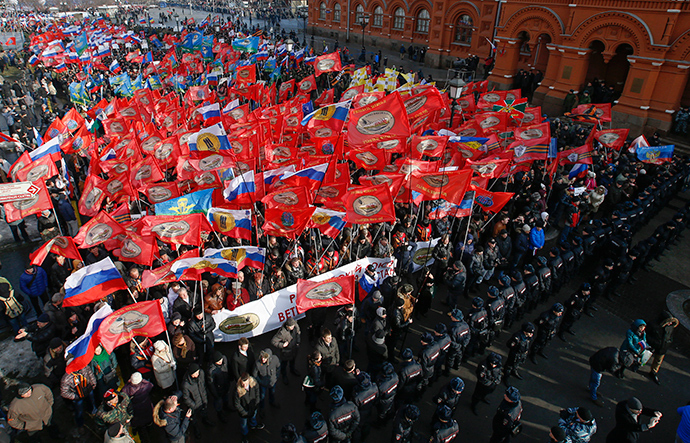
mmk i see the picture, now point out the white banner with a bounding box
[212,256,396,342]
[0,181,40,203]
[409,237,440,273]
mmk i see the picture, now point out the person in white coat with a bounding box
[151,340,176,391]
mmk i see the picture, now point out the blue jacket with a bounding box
[529,228,545,250]
[56,196,76,221]
[621,320,647,356]
[19,267,48,298]
[514,232,530,254]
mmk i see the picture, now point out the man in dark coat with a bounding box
[605,397,661,443]
[154,396,191,443]
[181,364,213,438]
[207,351,232,418]
[230,337,255,381]
[271,317,301,384]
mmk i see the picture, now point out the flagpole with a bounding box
[164,327,181,390]
[307,235,337,278]
[459,201,474,256]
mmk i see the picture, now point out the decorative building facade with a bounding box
[309,0,690,134]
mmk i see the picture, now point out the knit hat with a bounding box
[37,313,50,323]
[171,312,182,322]
[103,389,117,402]
[154,340,167,352]
[437,405,452,421]
[130,372,142,385]
[627,397,643,411]
[16,382,31,396]
[188,363,200,374]
[49,337,63,350]
[214,351,224,363]
[522,224,531,233]
[550,426,567,442]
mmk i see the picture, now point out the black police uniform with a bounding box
[328,400,360,443]
[467,305,489,357]
[447,319,470,369]
[490,399,522,443]
[503,331,533,383]
[530,308,562,361]
[470,355,502,413]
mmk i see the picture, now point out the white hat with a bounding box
[376,307,386,317]
[154,340,167,352]
[130,372,143,385]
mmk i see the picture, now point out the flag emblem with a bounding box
[85,224,114,246]
[218,313,260,335]
[154,144,174,161]
[107,310,149,334]
[316,58,336,71]
[281,212,295,227]
[152,221,191,238]
[421,174,450,188]
[148,186,173,202]
[357,111,395,135]
[199,155,224,170]
[476,195,494,206]
[13,194,39,210]
[120,239,143,258]
[404,95,427,114]
[353,195,383,216]
[197,132,221,152]
[216,212,236,232]
[83,188,104,210]
[306,282,343,300]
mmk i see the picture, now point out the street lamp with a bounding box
[174,12,179,32]
[286,38,295,52]
[448,74,466,128]
[359,15,369,49]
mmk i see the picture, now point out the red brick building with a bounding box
[308,0,690,134]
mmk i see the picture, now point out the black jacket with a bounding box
[606,400,659,443]
[230,346,255,380]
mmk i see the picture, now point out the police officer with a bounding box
[467,297,489,357]
[593,259,614,301]
[570,236,585,270]
[497,276,516,329]
[447,309,470,370]
[558,284,590,342]
[352,372,378,443]
[609,250,635,298]
[471,352,503,415]
[376,362,399,421]
[432,323,451,378]
[327,386,360,443]
[503,323,534,386]
[303,411,329,443]
[535,256,552,303]
[419,332,440,389]
[547,247,564,295]
[522,264,540,314]
[486,287,505,347]
[530,303,564,363]
[490,387,523,443]
[282,423,308,443]
[429,405,459,443]
[559,243,575,285]
[510,271,527,322]
[396,348,422,405]
[432,377,464,425]
[391,405,419,443]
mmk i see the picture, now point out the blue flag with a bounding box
[637,145,674,164]
[154,188,215,216]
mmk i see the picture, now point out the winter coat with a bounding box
[151,343,176,389]
[589,347,622,374]
[314,337,340,372]
[121,380,154,428]
[530,228,545,250]
[7,384,54,432]
[104,430,136,443]
[620,320,647,356]
[207,356,231,397]
[42,302,68,338]
[606,400,659,443]
[94,393,133,430]
[60,367,96,400]
[153,401,190,443]
[233,376,260,418]
[588,189,606,212]
[514,232,530,254]
[26,321,56,358]
[186,313,216,345]
[181,371,208,410]
[253,349,281,387]
[19,267,48,298]
[230,346,255,380]
[646,312,679,355]
[271,323,302,361]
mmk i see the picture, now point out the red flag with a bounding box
[29,236,82,266]
[466,158,511,179]
[297,75,317,93]
[594,128,629,150]
[410,136,447,159]
[558,143,594,165]
[403,87,446,125]
[473,112,508,135]
[145,182,181,204]
[261,187,311,209]
[476,89,521,111]
[314,52,342,76]
[409,170,472,204]
[61,108,85,133]
[314,88,334,107]
[15,155,59,183]
[508,122,551,163]
[140,213,212,246]
[262,205,315,238]
[73,211,126,248]
[295,274,355,314]
[131,157,165,191]
[278,79,295,102]
[112,233,158,266]
[78,174,106,217]
[98,301,166,353]
[3,180,52,223]
[9,151,31,181]
[469,185,514,213]
[571,103,612,122]
[347,92,411,147]
[141,249,199,288]
[235,64,256,86]
[359,173,405,201]
[44,117,67,141]
[343,184,396,224]
[347,146,389,171]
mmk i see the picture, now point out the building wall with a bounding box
[309,0,690,136]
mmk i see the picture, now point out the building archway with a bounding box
[586,41,632,97]
[532,33,551,73]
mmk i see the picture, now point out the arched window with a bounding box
[334,3,341,22]
[373,6,383,27]
[355,4,364,25]
[415,9,429,34]
[454,14,473,44]
[393,7,405,30]
[319,2,326,20]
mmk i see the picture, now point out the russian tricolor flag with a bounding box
[198,103,221,124]
[223,170,256,202]
[109,59,121,74]
[29,136,61,161]
[171,257,239,279]
[281,163,328,184]
[309,207,346,238]
[29,54,39,66]
[63,257,129,307]
[207,208,253,240]
[55,62,67,73]
[65,304,113,372]
[204,246,265,270]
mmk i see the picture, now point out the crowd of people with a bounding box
[0,6,688,443]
